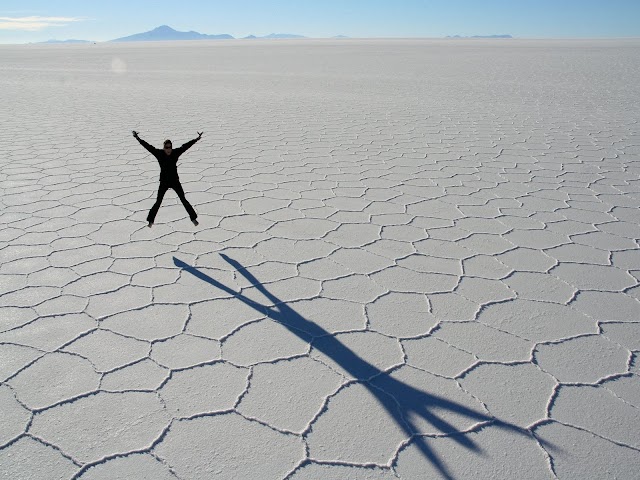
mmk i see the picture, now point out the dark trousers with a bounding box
[148,180,197,223]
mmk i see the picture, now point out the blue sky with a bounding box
[1,0,639,43]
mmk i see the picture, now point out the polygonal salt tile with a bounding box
[0,274,31,295]
[310,331,403,379]
[0,437,79,479]
[571,291,640,322]
[371,266,458,294]
[403,336,476,377]
[238,357,344,433]
[255,238,336,263]
[86,285,152,319]
[496,247,556,272]
[611,249,640,270]
[306,383,408,464]
[458,216,510,234]
[397,254,462,275]
[324,223,381,248]
[150,334,220,369]
[395,424,552,479]
[232,261,298,287]
[72,205,132,224]
[434,322,533,362]
[534,335,629,383]
[49,244,111,267]
[572,231,637,251]
[322,274,387,303]
[601,322,640,350]
[0,286,61,308]
[0,384,31,446]
[427,227,473,240]
[428,292,480,321]
[363,238,415,260]
[30,391,171,464]
[504,271,575,303]
[462,255,511,279]
[72,257,115,277]
[63,271,130,296]
[599,220,640,238]
[406,199,464,220]
[297,257,351,281]
[154,413,304,479]
[479,299,596,342]
[326,196,370,211]
[366,292,436,338]
[602,375,640,408]
[34,294,88,316]
[222,319,310,366]
[0,313,95,352]
[188,297,265,340]
[380,224,427,242]
[287,297,366,334]
[153,266,238,304]
[545,243,610,265]
[241,276,321,305]
[268,218,337,239]
[101,304,189,341]
[0,343,42,382]
[241,196,289,215]
[457,233,514,255]
[109,256,156,276]
[460,363,555,427]
[0,306,37,332]
[101,359,169,391]
[551,385,640,449]
[131,267,180,287]
[77,453,177,480]
[160,362,248,417]
[374,364,489,432]
[63,330,149,372]
[27,267,79,288]
[289,463,397,480]
[328,248,393,274]
[534,422,640,480]
[9,352,99,409]
[551,263,636,291]
[455,277,515,305]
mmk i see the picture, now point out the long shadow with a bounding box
[174,254,543,478]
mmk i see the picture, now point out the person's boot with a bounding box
[148,221,153,228]
[192,218,199,226]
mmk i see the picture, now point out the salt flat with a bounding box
[1,38,639,479]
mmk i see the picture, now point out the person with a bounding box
[132,130,202,227]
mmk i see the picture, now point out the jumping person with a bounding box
[132,130,202,227]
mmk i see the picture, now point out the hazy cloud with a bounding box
[0,16,83,31]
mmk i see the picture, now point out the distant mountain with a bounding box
[40,39,92,44]
[110,25,233,42]
[447,34,513,39]
[243,35,257,39]
[332,35,349,38]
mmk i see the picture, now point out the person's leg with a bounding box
[172,181,198,221]
[147,183,169,225]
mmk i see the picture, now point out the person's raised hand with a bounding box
[197,131,203,139]
[132,130,139,138]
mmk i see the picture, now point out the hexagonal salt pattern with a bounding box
[1,39,639,478]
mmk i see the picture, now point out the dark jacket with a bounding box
[136,136,199,183]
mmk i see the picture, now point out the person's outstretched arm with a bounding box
[174,131,203,156]
[132,130,157,154]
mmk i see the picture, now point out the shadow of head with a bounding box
[174,255,556,478]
